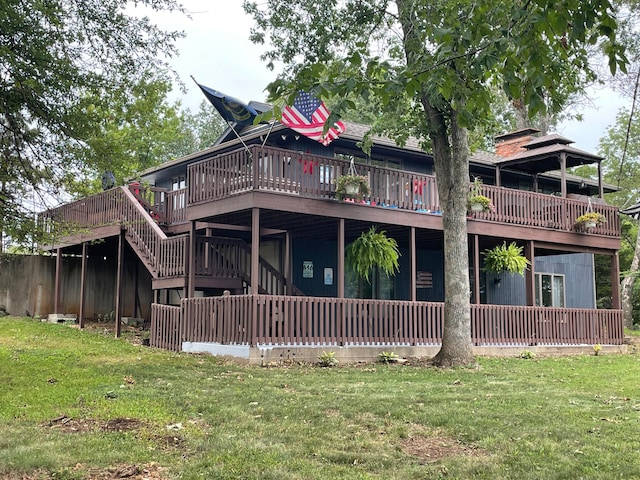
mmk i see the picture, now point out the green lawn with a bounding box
[1,317,639,480]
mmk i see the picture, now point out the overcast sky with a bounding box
[153,1,629,155]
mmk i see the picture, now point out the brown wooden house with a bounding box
[40,115,624,362]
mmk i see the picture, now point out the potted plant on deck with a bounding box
[335,174,370,200]
[575,212,606,230]
[467,177,494,213]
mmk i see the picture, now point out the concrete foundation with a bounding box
[178,342,629,365]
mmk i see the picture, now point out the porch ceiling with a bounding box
[198,208,445,248]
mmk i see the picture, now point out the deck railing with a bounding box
[40,186,188,278]
[195,236,295,295]
[185,145,619,236]
[150,295,624,351]
[474,184,619,235]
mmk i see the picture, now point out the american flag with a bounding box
[281,91,346,146]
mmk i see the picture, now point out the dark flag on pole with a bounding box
[194,81,258,126]
[281,91,346,146]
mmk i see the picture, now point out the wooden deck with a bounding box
[151,295,625,353]
[186,145,620,236]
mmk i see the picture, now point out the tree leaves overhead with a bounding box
[245,0,627,132]
[1,0,185,248]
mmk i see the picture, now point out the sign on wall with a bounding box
[324,268,333,285]
[303,261,313,278]
[417,271,433,288]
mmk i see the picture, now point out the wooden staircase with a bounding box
[41,186,301,295]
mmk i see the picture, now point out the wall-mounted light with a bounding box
[494,278,502,287]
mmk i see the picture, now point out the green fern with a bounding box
[483,242,530,276]
[346,226,400,284]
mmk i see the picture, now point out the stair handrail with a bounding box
[41,186,186,278]
[204,236,301,295]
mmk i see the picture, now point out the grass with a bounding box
[1,317,639,479]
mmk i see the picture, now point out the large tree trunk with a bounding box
[398,0,474,366]
[423,102,475,366]
[621,229,640,328]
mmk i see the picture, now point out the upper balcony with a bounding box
[40,144,620,249]
[173,144,619,238]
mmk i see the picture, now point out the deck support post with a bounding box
[598,161,604,198]
[560,152,567,198]
[251,208,260,293]
[338,218,345,299]
[114,229,124,338]
[338,218,345,345]
[410,226,416,301]
[284,231,291,295]
[473,234,480,304]
[54,247,62,314]
[79,242,87,328]
[611,251,621,310]
[525,240,535,306]
[188,220,196,298]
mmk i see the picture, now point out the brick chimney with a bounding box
[494,128,540,158]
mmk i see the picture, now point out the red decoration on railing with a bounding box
[299,158,318,174]
[413,179,424,195]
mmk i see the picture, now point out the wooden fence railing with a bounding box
[150,304,182,351]
[150,295,624,352]
[474,185,619,235]
[184,145,619,236]
[41,186,188,279]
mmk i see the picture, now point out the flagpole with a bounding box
[261,119,276,148]
[227,122,253,159]
[190,75,253,158]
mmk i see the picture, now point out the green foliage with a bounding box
[483,242,531,276]
[519,350,536,359]
[318,350,338,367]
[575,212,607,227]
[378,351,399,363]
[68,73,188,196]
[467,194,493,212]
[334,174,370,200]
[0,0,184,246]
[346,226,400,284]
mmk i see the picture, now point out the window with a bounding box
[172,176,186,191]
[535,273,565,307]
[172,175,186,210]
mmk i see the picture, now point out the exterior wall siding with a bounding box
[535,253,595,308]
[482,253,596,308]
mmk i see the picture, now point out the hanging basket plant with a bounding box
[467,177,495,213]
[575,212,606,230]
[335,174,370,200]
[482,242,530,276]
[346,226,400,284]
[335,158,371,200]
